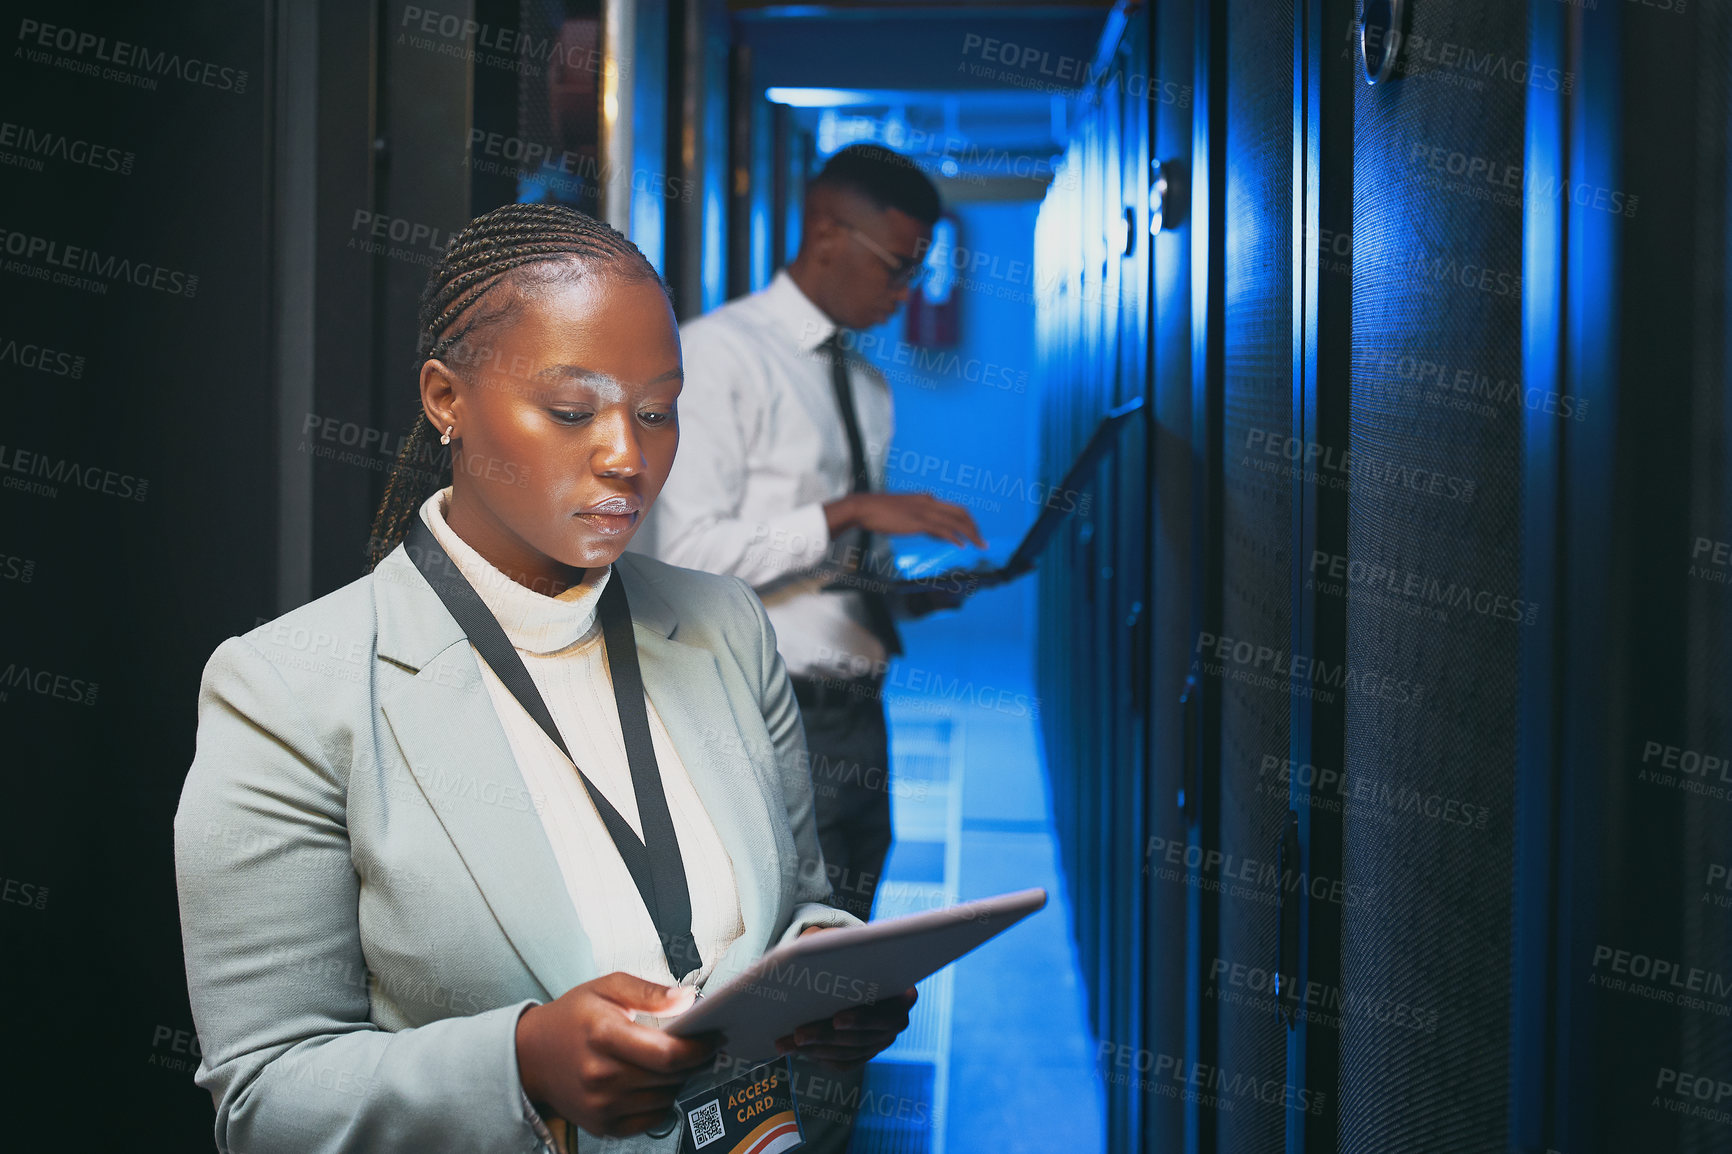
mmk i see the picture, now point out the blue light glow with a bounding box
[765,87,880,108]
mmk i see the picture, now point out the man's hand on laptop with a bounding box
[825,492,986,549]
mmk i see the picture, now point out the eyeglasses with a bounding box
[839,221,929,289]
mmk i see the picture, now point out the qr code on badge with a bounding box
[688,1098,725,1149]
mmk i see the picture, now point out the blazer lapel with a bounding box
[633,630,774,983]
[373,546,596,1001]
[615,555,780,988]
[370,545,782,1001]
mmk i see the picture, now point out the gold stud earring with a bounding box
[440,424,453,446]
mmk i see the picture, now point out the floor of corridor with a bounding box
[847,611,1105,1154]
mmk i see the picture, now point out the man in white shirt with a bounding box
[639,144,982,1151]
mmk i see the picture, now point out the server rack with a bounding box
[1033,2,1732,1152]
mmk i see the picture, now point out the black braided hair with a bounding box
[365,202,669,570]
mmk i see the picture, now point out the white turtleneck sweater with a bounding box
[419,489,745,991]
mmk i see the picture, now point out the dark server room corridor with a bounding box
[3,1,1729,1152]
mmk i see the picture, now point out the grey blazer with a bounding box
[173,543,860,1154]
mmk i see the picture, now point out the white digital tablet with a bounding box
[663,887,1048,1062]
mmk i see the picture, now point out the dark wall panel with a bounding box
[1568,2,1732,1148]
[0,1,275,1145]
[1678,18,1732,1150]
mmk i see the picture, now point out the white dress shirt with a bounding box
[637,268,896,680]
[419,489,745,990]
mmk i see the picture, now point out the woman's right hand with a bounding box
[515,972,722,1138]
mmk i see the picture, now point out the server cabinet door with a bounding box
[1107,12,1155,1152]
[1341,1,1528,1149]
[1142,6,1199,1154]
[1204,3,1302,1153]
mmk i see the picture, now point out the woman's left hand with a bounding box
[774,988,918,1071]
[775,926,918,1070]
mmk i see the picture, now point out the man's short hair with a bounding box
[810,144,942,225]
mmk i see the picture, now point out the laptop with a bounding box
[883,395,1144,597]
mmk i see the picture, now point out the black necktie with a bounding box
[823,333,903,658]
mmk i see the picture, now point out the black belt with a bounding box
[404,517,700,980]
[790,672,884,711]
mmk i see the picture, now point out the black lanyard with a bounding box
[404,517,699,980]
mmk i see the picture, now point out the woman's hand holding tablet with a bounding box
[664,887,1047,1063]
[776,926,920,1070]
[514,972,725,1139]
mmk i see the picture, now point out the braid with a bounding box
[364,419,442,570]
[365,203,669,571]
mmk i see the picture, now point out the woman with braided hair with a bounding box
[173,202,915,1153]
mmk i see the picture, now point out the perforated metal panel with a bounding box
[1341,2,1527,1149]
[1215,4,1296,1151]
[514,0,602,212]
